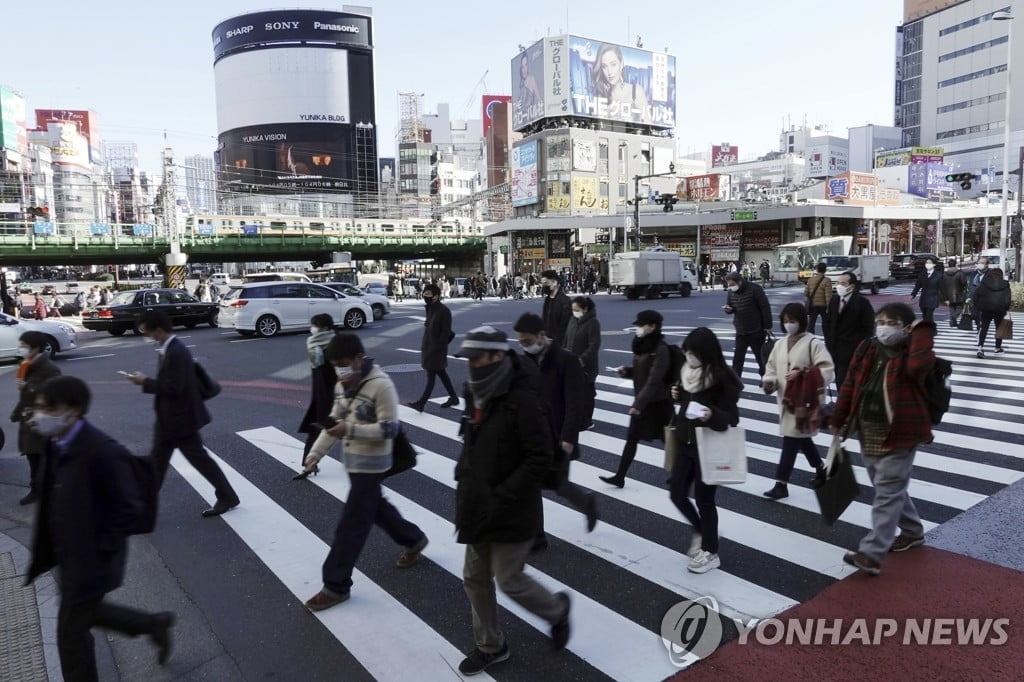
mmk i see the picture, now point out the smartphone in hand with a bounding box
[117,371,132,376]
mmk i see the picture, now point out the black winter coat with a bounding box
[531,345,586,445]
[940,267,969,306]
[673,368,742,459]
[563,309,601,382]
[542,288,572,344]
[10,354,60,455]
[142,337,210,435]
[725,280,772,334]
[911,268,943,310]
[622,332,672,410]
[824,292,875,368]
[973,275,1011,314]
[420,300,453,371]
[299,363,337,434]
[27,421,143,605]
[455,356,552,544]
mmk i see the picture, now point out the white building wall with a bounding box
[849,124,903,171]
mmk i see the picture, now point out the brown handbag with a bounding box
[996,315,1013,340]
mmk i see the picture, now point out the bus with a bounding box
[775,236,853,283]
[305,263,357,284]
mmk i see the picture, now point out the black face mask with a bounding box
[423,296,434,304]
[469,361,502,382]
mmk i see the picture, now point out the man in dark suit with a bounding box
[824,271,875,388]
[540,270,572,345]
[26,376,175,680]
[406,283,459,412]
[128,310,239,517]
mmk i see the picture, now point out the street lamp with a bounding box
[993,9,1013,270]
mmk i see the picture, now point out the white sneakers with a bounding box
[687,550,721,574]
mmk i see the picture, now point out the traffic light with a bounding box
[944,172,976,190]
[656,194,679,212]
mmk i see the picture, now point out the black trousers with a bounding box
[151,425,238,503]
[537,445,593,542]
[416,369,457,403]
[732,331,767,379]
[57,597,161,682]
[668,448,720,554]
[775,436,823,482]
[807,306,827,335]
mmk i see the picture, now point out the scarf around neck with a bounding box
[680,362,714,393]
[306,329,335,367]
[468,355,513,410]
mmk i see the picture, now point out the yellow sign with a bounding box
[546,195,570,212]
[912,146,943,157]
[572,177,598,209]
[519,247,545,259]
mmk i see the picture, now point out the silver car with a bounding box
[321,282,391,321]
[0,313,78,361]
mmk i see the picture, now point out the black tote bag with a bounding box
[811,436,860,525]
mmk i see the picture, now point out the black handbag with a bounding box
[760,331,777,368]
[386,429,417,477]
[194,362,221,400]
[957,311,974,331]
[812,437,860,525]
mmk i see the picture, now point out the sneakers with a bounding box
[458,643,510,676]
[762,482,789,500]
[977,349,986,359]
[890,535,925,553]
[304,589,350,612]
[687,533,703,558]
[842,551,881,575]
[396,535,429,568]
[687,550,720,574]
[995,347,1005,354]
[551,592,571,650]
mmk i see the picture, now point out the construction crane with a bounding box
[459,71,489,120]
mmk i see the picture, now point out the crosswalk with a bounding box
[171,321,1022,678]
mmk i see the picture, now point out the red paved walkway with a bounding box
[675,547,1023,681]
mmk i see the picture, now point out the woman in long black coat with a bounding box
[563,296,601,429]
[294,313,338,478]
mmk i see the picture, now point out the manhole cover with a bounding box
[381,364,423,373]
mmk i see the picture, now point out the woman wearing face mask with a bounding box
[761,303,834,500]
[910,258,943,324]
[668,327,742,574]
[8,331,61,504]
[293,314,337,479]
[562,296,601,430]
[598,310,674,488]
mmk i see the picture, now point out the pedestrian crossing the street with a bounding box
[171,323,1023,679]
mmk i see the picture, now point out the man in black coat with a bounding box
[824,271,875,388]
[127,310,239,517]
[453,326,571,676]
[514,313,599,548]
[26,376,175,680]
[540,269,572,345]
[407,284,459,411]
[10,331,61,505]
[723,271,773,379]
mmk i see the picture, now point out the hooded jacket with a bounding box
[973,273,1011,315]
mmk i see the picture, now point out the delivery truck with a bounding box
[609,249,699,299]
[819,254,890,294]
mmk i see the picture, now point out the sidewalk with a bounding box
[672,476,1024,681]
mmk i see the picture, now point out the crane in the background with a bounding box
[459,71,489,120]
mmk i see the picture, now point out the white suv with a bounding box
[218,282,373,337]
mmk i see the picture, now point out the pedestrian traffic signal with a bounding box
[944,172,976,190]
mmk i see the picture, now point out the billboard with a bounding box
[215,48,351,131]
[806,144,849,178]
[378,157,395,186]
[0,87,26,153]
[676,174,730,201]
[510,139,538,207]
[907,163,952,197]
[35,109,100,162]
[571,176,598,210]
[712,143,738,167]
[826,172,900,206]
[218,123,357,192]
[482,95,511,136]
[212,10,372,61]
[510,35,676,131]
[874,146,944,168]
[32,122,90,169]
[572,138,596,171]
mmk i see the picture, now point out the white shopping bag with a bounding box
[695,425,747,485]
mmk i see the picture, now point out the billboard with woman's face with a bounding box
[510,41,546,131]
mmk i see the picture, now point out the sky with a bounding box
[1,0,905,175]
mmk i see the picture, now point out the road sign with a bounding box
[731,210,757,221]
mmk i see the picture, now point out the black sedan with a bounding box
[83,288,218,336]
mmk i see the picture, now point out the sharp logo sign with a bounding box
[212,10,371,59]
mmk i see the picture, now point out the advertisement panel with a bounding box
[35,109,100,162]
[482,94,511,136]
[826,172,900,206]
[874,146,944,168]
[742,225,782,250]
[571,176,598,210]
[212,10,372,61]
[701,224,742,262]
[677,173,730,201]
[907,162,952,197]
[215,47,350,132]
[511,40,547,130]
[572,139,596,171]
[909,146,944,164]
[218,123,357,192]
[807,145,849,178]
[38,122,91,169]
[378,157,395,186]
[0,87,27,152]
[711,143,738,167]
[510,139,538,207]
[567,36,675,128]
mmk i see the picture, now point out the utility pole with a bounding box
[631,163,677,251]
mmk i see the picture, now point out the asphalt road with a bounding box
[1,281,1021,680]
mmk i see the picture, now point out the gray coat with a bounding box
[563,309,601,382]
[420,300,453,371]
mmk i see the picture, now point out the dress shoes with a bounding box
[405,400,426,413]
[305,589,350,612]
[150,612,176,665]
[441,397,460,408]
[201,497,240,518]
[18,490,39,506]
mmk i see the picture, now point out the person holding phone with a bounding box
[294,314,338,479]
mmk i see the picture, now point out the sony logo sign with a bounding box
[265,21,300,30]
[313,21,359,33]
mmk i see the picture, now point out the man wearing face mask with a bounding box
[540,269,572,346]
[126,310,239,518]
[406,283,459,412]
[910,257,943,324]
[824,271,875,388]
[722,271,773,380]
[452,326,570,675]
[9,331,61,505]
[26,376,176,679]
[965,256,989,331]
[830,303,935,576]
[513,313,599,546]
[302,333,429,611]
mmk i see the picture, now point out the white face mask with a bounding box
[685,351,701,367]
[925,264,935,272]
[310,326,320,334]
[635,326,649,338]
[334,365,355,380]
[31,411,72,437]
[727,285,739,293]
[784,322,800,335]
[16,345,29,358]
[875,325,907,347]
[572,310,584,319]
[835,285,851,298]
[521,342,543,355]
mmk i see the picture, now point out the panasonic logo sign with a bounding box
[314,21,359,33]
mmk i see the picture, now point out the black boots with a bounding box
[763,482,789,500]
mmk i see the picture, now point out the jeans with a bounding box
[668,448,720,554]
[858,448,924,564]
[322,472,424,595]
[775,436,823,482]
[807,307,827,335]
[732,331,767,379]
[978,311,1006,350]
[58,598,162,682]
[463,540,566,653]
[416,369,457,403]
[151,426,237,504]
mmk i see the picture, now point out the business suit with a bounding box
[27,421,171,681]
[143,336,238,507]
[824,291,875,388]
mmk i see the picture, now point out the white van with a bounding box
[209,273,232,286]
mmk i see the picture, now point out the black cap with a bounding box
[455,325,509,359]
[632,309,663,327]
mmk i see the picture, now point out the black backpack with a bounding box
[124,454,160,535]
[664,342,685,386]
